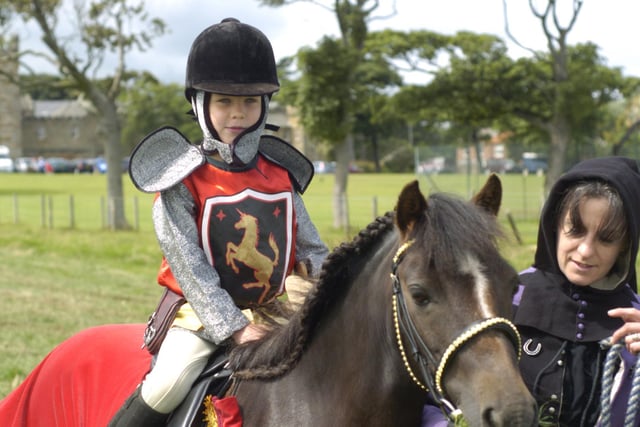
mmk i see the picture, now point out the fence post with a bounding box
[506,211,523,245]
[521,173,528,221]
[342,192,350,238]
[40,195,46,228]
[12,193,18,224]
[372,196,378,220]
[48,196,54,229]
[69,195,75,229]
[100,197,106,229]
[133,196,139,231]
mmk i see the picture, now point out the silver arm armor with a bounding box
[293,192,329,278]
[153,183,249,344]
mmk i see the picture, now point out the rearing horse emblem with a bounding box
[225,209,280,303]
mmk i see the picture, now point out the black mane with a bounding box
[229,212,396,379]
[228,191,503,379]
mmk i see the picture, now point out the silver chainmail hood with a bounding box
[192,90,268,165]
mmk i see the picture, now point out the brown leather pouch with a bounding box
[143,288,186,355]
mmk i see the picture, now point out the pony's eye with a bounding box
[408,284,430,307]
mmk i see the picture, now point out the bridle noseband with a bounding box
[390,239,522,422]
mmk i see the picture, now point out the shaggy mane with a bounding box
[228,191,503,380]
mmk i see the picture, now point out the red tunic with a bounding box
[157,156,297,308]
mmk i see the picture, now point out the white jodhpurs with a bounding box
[140,328,217,414]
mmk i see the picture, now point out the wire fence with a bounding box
[0,194,155,232]
[0,173,546,233]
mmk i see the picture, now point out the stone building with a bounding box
[265,102,318,159]
[20,96,102,158]
[0,36,101,159]
[1,36,313,162]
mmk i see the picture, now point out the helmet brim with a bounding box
[192,81,280,96]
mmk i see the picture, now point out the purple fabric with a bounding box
[421,404,448,427]
[606,297,640,427]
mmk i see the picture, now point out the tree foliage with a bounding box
[263,1,640,190]
[0,0,166,229]
[119,74,199,151]
[259,0,396,228]
[368,22,640,184]
[294,37,358,143]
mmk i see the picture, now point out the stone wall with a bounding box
[0,36,22,156]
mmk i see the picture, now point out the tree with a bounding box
[260,0,395,229]
[20,73,77,99]
[119,74,200,152]
[370,22,637,193]
[0,0,166,229]
[369,29,516,175]
[607,87,640,156]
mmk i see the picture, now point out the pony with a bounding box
[0,176,536,426]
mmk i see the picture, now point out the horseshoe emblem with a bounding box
[523,338,542,356]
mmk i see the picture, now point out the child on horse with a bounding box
[109,17,329,426]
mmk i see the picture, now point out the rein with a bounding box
[390,239,522,422]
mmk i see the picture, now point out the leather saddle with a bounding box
[166,346,233,427]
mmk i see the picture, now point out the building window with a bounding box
[37,126,46,141]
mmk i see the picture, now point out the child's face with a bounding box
[208,94,262,144]
[556,197,625,286]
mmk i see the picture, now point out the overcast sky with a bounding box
[16,0,640,84]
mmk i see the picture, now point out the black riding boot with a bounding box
[108,388,169,427]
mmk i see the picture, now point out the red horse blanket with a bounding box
[0,324,150,427]
[0,323,242,427]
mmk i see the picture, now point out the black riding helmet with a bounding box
[185,18,280,165]
[185,17,280,99]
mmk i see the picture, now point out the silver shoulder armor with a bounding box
[129,126,205,193]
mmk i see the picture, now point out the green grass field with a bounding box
[0,171,545,398]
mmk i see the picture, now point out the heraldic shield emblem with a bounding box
[202,189,293,308]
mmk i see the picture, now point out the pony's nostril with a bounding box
[482,403,539,427]
[482,407,499,427]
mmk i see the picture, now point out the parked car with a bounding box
[15,157,39,173]
[522,157,548,174]
[313,160,336,174]
[73,158,95,173]
[0,145,14,172]
[93,157,107,174]
[43,157,76,173]
[90,156,130,174]
[485,158,521,174]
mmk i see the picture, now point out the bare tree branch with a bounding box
[502,0,540,59]
[612,118,640,155]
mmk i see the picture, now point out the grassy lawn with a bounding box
[0,171,545,397]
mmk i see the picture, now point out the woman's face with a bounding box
[208,94,261,144]
[556,197,625,286]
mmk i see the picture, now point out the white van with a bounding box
[0,145,14,172]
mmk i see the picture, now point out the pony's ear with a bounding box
[395,180,427,238]
[472,174,502,216]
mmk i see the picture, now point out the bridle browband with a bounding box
[390,239,522,422]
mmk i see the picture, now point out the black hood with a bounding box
[534,156,640,292]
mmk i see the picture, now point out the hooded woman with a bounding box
[514,156,640,426]
[422,156,640,426]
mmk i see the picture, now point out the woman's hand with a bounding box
[608,307,640,354]
[232,323,267,345]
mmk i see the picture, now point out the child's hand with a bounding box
[232,324,267,345]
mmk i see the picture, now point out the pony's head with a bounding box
[393,175,536,426]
